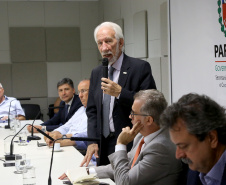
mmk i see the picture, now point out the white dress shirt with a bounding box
[104,52,124,132]
[54,106,87,135]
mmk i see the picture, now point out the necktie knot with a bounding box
[109,66,115,80]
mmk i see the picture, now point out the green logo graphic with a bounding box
[218,0,226,37]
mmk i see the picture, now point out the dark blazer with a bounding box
[187,165,226,185]
[86,53,156,146]
[42,94,82,131]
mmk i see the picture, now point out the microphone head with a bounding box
[102,58,109,66]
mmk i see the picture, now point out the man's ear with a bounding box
[208,130,218,148]
[119,38,124,49]
[146,116,154,126]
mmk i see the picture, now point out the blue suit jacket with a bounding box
[187,165,226,185]
[42,95,82,131]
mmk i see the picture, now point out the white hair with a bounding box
[94,22,124,43]
[0,83,2,88]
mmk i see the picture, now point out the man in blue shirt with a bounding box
[161,93,226,185]
[0,83,25,121]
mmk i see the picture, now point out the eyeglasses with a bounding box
[78,89,89,94]
[130,110,152,119]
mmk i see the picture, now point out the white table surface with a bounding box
[0,120,115,185]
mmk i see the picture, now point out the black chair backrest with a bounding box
[21,104,42,120]
[47,104,54,119]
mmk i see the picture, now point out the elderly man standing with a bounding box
[81,22,156,166]
[60,90,181,185]
[161,93,226,185]
[0,83,25,121]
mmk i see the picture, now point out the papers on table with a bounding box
[66,168,99,185]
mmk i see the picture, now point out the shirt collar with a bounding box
[199,149,226,184]
[66,95,74,106]
[110,52,124,71]
[143,127,164,144]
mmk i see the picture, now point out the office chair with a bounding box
[21,104,43,120]
[47,104,54,119]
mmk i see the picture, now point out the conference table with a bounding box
[0,120,115,185]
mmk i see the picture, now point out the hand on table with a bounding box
[27,125,42,133]
[80,143,99,167]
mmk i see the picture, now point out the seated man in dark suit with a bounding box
[27,78,82,132]
[161,93,226,185]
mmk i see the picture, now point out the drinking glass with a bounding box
[9,114,16,130]
[14,120,21,134]
[14,153,27,174]
[23,167,36,185]
[4,140,10,155]
[18,130,28,146]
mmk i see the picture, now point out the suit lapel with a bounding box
[118,54,130,88]
[130,129,166,167]
[98,66,103,108]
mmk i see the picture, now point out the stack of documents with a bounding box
[66,168,99,185]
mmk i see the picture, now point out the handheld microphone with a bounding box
[102,58,109,78]
[5,98,30,129]
[48,136,100,185]
[5,123,54,161]
[27,106,65,141]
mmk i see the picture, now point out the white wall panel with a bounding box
[161,57,170,104]
[0,51,10,64]
[44,2,79,26]
[8,2,45,26]
[81,49,99,80]
[103,0,121,21]
[147,57,161,91]
[133,10,148,58]
[0,2,9,51]
[124,44,134,58]
[47,62,82,97]
[79,2,99,50]
[160,1,168,56]
[148,40,161,58]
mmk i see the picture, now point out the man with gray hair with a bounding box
[160,93,226,185]
[61,89,181,184]
[81,21,156,166]
[0,83,25,121]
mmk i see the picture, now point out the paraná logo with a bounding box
[218,0,226,37]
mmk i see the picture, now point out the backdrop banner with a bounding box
[170,0,226,107]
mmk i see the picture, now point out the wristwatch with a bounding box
[62,135,67,138]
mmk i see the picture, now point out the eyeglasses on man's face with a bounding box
[78,89,89,94]
[130,110,152,119]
